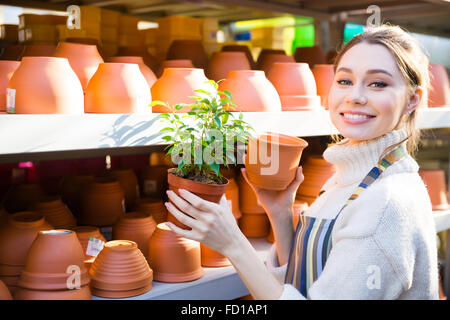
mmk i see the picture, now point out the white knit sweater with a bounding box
[266,129,439,300]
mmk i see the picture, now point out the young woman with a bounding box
[164,24,439,299]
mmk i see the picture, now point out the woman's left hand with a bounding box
[164,189,244,257]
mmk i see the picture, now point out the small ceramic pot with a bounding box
[105,168,139,211]
[418,169,450,210]
[239,213,270,238]
[294,45,326,68]
[21,45,56,58]
[207,52,251,82]
[0,60,20,112]
[257,53,295,75]
[237,170,265,214]
[166,40,208,70]
[157,59,194,78]
[245,132,308,190]
[33,196,77,229]
[3,182,45,213]
[221,45,256,69]
[60,174,94,219]
[0,279,12,300]
[148,223,204,282]
[73,226,106,266]
[312,64,335,109]
[134,197,168,224]
[117,45,160,74]
[108,56,157,89]
[200,244,231,267]
[256,49,286,68]
[139,165,170,199]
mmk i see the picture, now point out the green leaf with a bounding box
[161,135,173,142]
[175,104,184,111]
[210,162,220,176]
[160,127,174,132]
[149,100,168,107]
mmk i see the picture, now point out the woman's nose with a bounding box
[346,82,367,105]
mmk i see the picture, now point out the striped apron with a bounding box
[284,144,407,297]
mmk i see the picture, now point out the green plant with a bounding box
[149,80,254,184]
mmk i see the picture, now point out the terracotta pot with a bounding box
[157,59,194,78]
[21,45,56,58]
[326,49,337,64]
[14,285,92,300]
[85,62,151,113]
[257,53,295,75]
[245,132,308,190]
[207,52,251,82]
[109,56,157,89]
[0,61,20,112]
[117,46,159,74]
[150,152,174,167]
[73,226,106,261]
[256,49,286,69]
[166,40,208,70]
[218,70,282,112]
[237,170,265,214]
[105,168,139,211]
[225,177,242,220]
[79,177,125,227]
[0,275,18,296]
[312,64,335,109]
[278,96,322,111]
[134,197,168,224]
[89,240,153,298]
[0,279,12,300]
[294,45,326,68]
[150,68,210,113]
[112,211,157,262]
[221,45,256,69]
[239,213,270,238]
[33,196,76,229]
[0,45,24,61]
[200,244,231,267]
[428,64,450,107]
[418,169,450,210]
[53,42,104,92]
[3,182,45,214]
[149,223,204,282]
[60,174,94,219]
[7,57,84,114]
[167,168,229,230]
[139,165,170,199]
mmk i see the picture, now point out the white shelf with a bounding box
[0,107,449,163]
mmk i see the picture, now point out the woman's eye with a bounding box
[370,81,388,88]
[337,79,352,86]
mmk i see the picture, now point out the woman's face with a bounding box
[328,42,409,142]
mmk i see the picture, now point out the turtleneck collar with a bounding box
[323,128,416,187]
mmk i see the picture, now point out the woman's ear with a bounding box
[404,86,423,115]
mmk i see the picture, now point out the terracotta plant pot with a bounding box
[89,240,153,298]
[157,59,194,78]
[134,197,168,224]
[239,213,270,238]
[225,177,242,220]
[218,70,282,112]
[79,177,125,227]
[60,174,94,219]
[237,170,265,214]
[294,45,326,68]
[7,57,84,114]
[0,279,12,300]
[21,45,56,58]
[312,64,335,109]
[85,62,151,113]
[148,223,204,282]
[33,195,77,229]
[117,46,159,74]
[112,211,157,262]
[221,45,256,69]
[428,64,450,107]
[14,285,92,300]
[73,226,106,267]
[166,40,208,70]
[0,60,20,112]
[151,68,210,113]
[256,49,286,69]
[109,56,157,89]
[245,132,308,190]
[105,168,139,211]
[139,165,170,199]
[3,182,45,213]
[167,168,229,230]
[0,45,24,61]
[200,244,231,267]
[419,169,450,210]
[257,53,295,75]
[53,42,104,92]
[207,52,251,82]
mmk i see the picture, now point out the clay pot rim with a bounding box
[56,41,98,49]
[109,56,144,62]
[103,240,138,251]
[91,282,152,298]
[212,51,247,57]
[227,70,264,76]
[0,60,21,64]
[271,62,310,67]
[9,211,45,227]
[73,226,101,233]
[20,56,68,63]
[168,168,229,188]
[254,132,309,148]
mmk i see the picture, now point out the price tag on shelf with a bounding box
[86,237,105,257]
[6,88,15,114]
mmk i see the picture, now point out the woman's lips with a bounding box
[340,112,376,124]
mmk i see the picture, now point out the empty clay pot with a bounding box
[21,45,56,58]
[239,213,270,238]
[33,195,77,229]
[0,60,20,112]
[166,40,208,70]
[256,49,286,68]
[73,226,106,267]
[89,240,153,298]
[139,165,170,199]
[134,197,168,224]
[112,211,157,262]
[53,42,104,92]
[207,52,251,82]
[157,59,194,78]
[60,174,94,219]
[294,45,326,68]
[428,64,450,107]
[85,62,151,113]
[257,53,295,75]
[109,56,157,89]
[105,168,139,211]
[221,45,256,69]
[312,64,335,109]
[79,177,125,227]
[200,244,231,267]
[3,182,45,214]
[117,46,159,74]
[225,177,242,220]
[150,68,210,113]
[0,279,12,300]
[7,57,84,114]
[237,170,265,214]
[245,132,308,190]
[148,223,204,282]
[218,70,282,112]
[419,169,450,210]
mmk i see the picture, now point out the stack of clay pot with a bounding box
[206,52,251,82]
[268,63,321,111]
[108,56,157,89]
[257,53,296,75]
[15,230,91,300]
[134,197,168,224]
[418,169,450,211]
[218,70,282,112]
[21,45,56,58]
[3,182,45,213]
[105,168,139,211]
[0,60,20,112]
[157,59,194,78]
[151,67,210,113]
[0,279,12,300]
[221,45,256,69]
[89,240,153,298]
[296,155,336,205]
[0,212,52,295]
[166,40,208,70]
[60,173,94,219]
[428,64,450,107]
[267,199,309,243]
[294,45,326,68]
[139,165,170,200]
[85,62,151,113]
[33,196,77,229]
[312,64,335,109]
[79,177,125,227]
[149,223,204,282]
[112,212,157,263]
[73,226,107,269]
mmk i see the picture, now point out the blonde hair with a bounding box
[329,24,430,159]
